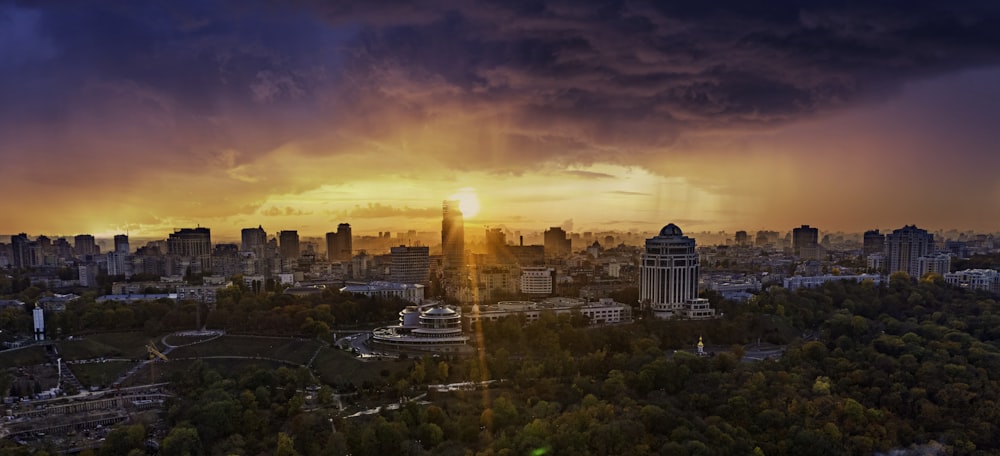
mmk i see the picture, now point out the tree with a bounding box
[161,426,202,456]
[276,433,301,456]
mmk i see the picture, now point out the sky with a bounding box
[3,0,1000,240]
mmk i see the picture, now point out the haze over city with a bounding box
[3,1,1000,237]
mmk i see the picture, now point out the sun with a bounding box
[451,187,480,218]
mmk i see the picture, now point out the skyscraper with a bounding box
[792,225,819,257]
[241,226,267,255]
[114,234,130,254]
[640,223,712,319]
[442,200,464,271]
[326,223,353,261]
[886,225,934,278]
[74,234,98,257]
[10,233,29,269]
[279,230,300,260]
[390,245,431,284]
[734,230,748,247]
[544,227,571,258]
[167,228,212,257]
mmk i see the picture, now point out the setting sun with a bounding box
[451,187,480,218]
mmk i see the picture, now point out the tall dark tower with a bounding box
[442,200,464,271]
[241,226,267,255]
[279,230,300,260]
[114,234,130,254]
[336,223,352,260]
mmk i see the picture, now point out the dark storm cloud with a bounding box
[4,0,1000,185]
[324,0,1000,161]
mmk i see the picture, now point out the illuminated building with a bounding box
[640,223,714,319]
[441,201,464,271]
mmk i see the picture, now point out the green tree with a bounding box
[161,426,202,456]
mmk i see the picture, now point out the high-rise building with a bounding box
[442,201,464,271]
[168,228,213,272]
[114,234,130,254]
[734,231,748,247]
[485,227,515,264]
[640,223,714,319]
[792,225,819,257]
[168,228,212,257]
[279,230,300,260]
[10,233,29,269]
[863,229,885,257]
[917,253,951,278]
[74,234,98,257]
[544,227,572,258]
[326,223,353,261]
[241,226,267,255]
[390,245,431,284]
[885,225,934,278]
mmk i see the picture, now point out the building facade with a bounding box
[640,223,709,319]
[885,225,934,278]
[389,245,431,285]
[441,201,464,271]
[520,266,554,295]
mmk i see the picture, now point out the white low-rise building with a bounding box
[340,281,425,304]
[371,303,471,354]
[944,269,1000,295]
[467,297,632,325]
[783,274,883,290]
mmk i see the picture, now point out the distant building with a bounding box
[441,201,465,271]
[916,253,951,278]
[390,245,430,285]
[792,225,819,258]
[863,229,885,257]
[11,233,30,269]
[885,225,934,278]
[467,297,632,325]
[78,264,100,287]
[734,231,748,247]
[944,269,1000,295]
[340,281,426,304]
[783,274,883,290]
[640,223,714,319]
[168,227,213,272]
[74,234,98,257]
[509,245,545,266]
[114,234,130,254]
[325,223,353,261]
[168,228,212,257]
[241,226,267,255]
[520,266,554,295]
[279,230,300,260]
[544,227,572,258]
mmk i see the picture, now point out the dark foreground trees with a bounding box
[146,278,999,455]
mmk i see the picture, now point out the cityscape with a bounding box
[2,1,1000,455]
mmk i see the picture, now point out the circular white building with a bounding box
[371,303,471,354]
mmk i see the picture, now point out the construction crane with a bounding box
[146,343,169,383]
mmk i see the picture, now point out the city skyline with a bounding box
[4,2,1000,237]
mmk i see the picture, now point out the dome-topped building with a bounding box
[659,223,683,237]
[640,223,715,320]
[371,302,471,354]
